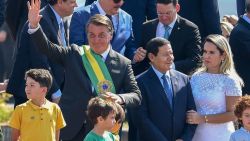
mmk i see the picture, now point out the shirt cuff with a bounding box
[27,23,40,34]
[52,89,62,100]
[118,95,125,105]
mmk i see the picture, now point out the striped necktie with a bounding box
[106,14,115,41]
[59,21,67,47]
[164,25,171,39]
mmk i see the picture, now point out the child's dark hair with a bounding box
[87,97,117,125]
[25,69,53,92]
[234,95,250,125]
[114,103,125,123]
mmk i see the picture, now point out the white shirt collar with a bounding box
[152,66,171,79]
[100,45,111,61]
[156,14,177,37]
[96,1,106,15]
[159,14,177,29]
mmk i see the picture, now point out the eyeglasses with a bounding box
[87,32,111,39]
[113,0,123,4]
[157,10,175,17]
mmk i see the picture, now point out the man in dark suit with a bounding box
[230,0,250,95]
[6,0,77,106]
[133,0,202,75]
[69,0,145,62]
[28,1,141,140]
[0,0,5,27]
[237,0,246,17]
[132,37,196,141]
[178,0,221,40]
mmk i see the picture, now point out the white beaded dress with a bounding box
[190,72,242,141]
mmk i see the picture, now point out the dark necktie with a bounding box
[161,74,173,108]
[106,14,115,41]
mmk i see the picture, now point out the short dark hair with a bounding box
[157,0,178,5]
[25,69,53,92]
[86,14,114,35]
[87,97,117,125]
[48,0,67,6]
[146,37,171,59]
[234,95,250,125]
[114,103,125,123]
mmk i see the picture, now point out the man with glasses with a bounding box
[27,0,141,140]
[133,0,202,76]
[69,0,145,62]
[84,0,158,47]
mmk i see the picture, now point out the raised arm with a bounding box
[27,0,69,66]
[27,0,42,29]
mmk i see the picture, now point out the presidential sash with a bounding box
[81,45,116,95]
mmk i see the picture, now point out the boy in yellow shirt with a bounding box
[9,69,66,141]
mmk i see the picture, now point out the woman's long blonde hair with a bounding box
[197,34,244,86]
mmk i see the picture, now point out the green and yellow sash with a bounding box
[81,45,116,95]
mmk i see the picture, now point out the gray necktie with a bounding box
[59,21,67,47]
[161,74,173,108]
[164,25,171,39]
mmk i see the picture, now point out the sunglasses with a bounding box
[113,0,122,4]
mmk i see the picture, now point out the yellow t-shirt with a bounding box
[9,99,66,141]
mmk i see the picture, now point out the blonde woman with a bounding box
[187,34,243,141]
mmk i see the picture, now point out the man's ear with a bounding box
[148,53,155,62]
[176,3,180,13]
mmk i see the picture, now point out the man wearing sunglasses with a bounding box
[69,0,145,63]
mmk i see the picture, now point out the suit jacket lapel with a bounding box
[42,5,62,45]
[105,49,116,70]
[148,67,172,110]
[152,19,158,38]
[168,16,181,41]
[239,17,250,30]
[169,69,178,100]
[46,6,59,33]
[114,10,125,40]
[104,49,120,90]
[90,2,101,16]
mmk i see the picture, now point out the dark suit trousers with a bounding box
[61,124,87,141]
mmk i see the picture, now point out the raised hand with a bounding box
[27,0,42,29]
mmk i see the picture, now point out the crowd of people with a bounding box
[0,0,250,140]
